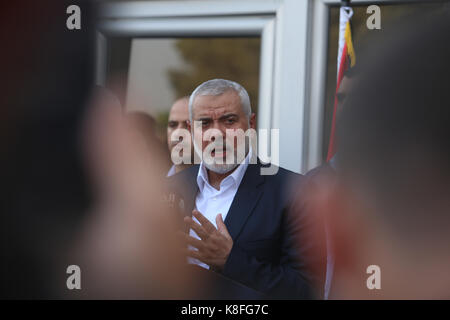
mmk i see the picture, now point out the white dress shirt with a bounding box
[188,149,251,269]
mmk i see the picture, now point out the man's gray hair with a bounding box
[188,79,252,121]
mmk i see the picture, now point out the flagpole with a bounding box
[326,0,355,162]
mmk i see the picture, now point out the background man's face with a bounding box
[167,98,190,153]
[190,90,255,171]
[336,76,354,113]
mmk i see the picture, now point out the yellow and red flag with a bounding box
[327,4,356,161]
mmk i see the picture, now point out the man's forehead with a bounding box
[192,91,241,118]
[169,99,189,120]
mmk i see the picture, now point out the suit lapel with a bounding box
[224,161,265,241]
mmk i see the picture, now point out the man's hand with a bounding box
[182,210,233,270]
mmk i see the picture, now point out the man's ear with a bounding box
[250,113,256,130]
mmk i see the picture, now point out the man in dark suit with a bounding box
[167,79,317,299]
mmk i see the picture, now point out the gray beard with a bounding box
[204,161,238,174]
[193,140,240,174]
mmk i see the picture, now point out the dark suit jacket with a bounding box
[166,160,315,299]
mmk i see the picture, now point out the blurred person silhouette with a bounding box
[0,0,195,299]
[127,111,157,139]
[126,111,172,176]
[78,92,195,299]
[166,97,193,177]
[292,66,361,300]
[0,0,97,299]
[312,12,450,299]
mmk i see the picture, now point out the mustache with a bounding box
[208,142,233,152]
[193,138,247,157]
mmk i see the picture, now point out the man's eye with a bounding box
[225,118,236,124]
[168,121,178,128]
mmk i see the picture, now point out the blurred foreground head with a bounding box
[0,0,96,298]
[326,12,450,299]
[79,93,193,299]
[1,1,194,299]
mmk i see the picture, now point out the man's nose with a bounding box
[204,126,225,144]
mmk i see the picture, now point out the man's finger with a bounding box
[183,234,205,250]
[184,249,206,264]
[184,216,208,240]
[177,231,204,249]
[192,210,216,234]
[216,213,231,239]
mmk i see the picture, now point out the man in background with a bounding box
[167,97,193,176]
